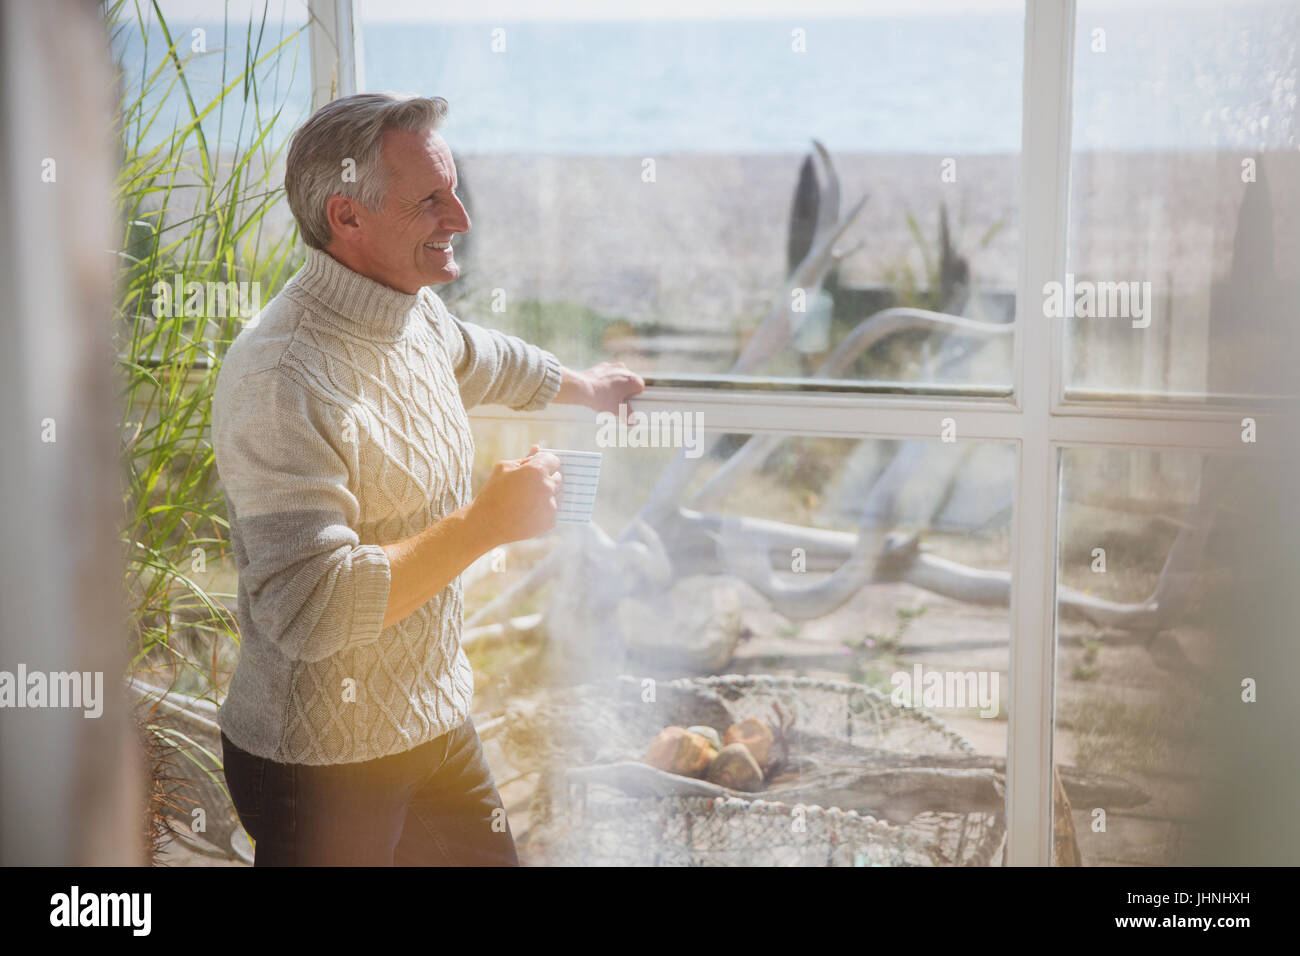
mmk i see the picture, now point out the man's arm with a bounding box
[435,297,644,413]
[380,446,562,630]
[379,504,484,631]
[213,368,391,662]
[551,361,646,414]
[438,300,563,410]
[215,366,563,641]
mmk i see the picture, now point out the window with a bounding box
[1066,0,1300,405]
[358,0,1024,395]
[305,0,1297,865]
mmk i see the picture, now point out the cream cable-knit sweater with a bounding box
[212,247,562,765]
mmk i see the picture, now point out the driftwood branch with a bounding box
[666,504,1215,632]
[464,142,1220,657]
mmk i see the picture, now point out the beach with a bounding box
[447,148,1299,397]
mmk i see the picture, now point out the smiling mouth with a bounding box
[424,240,452,250]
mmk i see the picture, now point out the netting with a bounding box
[504,675,1005,866]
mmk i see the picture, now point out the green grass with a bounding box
[110,0,307,698]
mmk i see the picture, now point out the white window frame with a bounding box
[310,0,1279,866]
[308,0,364,111]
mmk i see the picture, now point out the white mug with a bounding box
[538,448,603,524]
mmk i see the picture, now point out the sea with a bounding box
[112,2,1299,155]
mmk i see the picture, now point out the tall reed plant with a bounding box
[110,0,306,702]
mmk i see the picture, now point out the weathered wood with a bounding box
[1054,766,1083,866]
[770,768,1005,824]
[787,728,1150,808]
[0,0,139,864]
[565,761,1006,825]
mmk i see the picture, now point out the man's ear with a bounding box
[325,194,363,244]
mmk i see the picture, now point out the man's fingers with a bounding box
[532,450,561,474]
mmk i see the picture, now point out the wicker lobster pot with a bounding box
[503,675,1005,866]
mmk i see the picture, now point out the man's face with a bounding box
[345,128,470,294]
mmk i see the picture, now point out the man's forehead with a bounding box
[382,127,456,187]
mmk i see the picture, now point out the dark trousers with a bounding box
[219,718,519,866]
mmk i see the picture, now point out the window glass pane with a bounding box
[1065,0,1300,405]
[360,1,1023,395]
[1053,445,1300,865]
[111,1,312,154]
[466,420,1014,864]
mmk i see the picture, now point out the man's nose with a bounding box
[447,195,471,233]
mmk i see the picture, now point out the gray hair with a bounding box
[284,92,449,250]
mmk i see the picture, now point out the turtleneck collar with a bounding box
[292,246,421,340]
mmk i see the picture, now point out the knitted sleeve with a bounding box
[433,296,564,411]
[212,365,391,663]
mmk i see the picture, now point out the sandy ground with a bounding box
[449,151,1022,326]
[451,149,1298,318]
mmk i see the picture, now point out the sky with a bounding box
[155,0,1228,23]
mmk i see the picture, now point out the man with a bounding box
[211,92,643,866]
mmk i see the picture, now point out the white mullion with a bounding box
[1006,0,1076,867]
[471,389,1025,441]
[307,0,362,111]
[471,389,1267,452]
